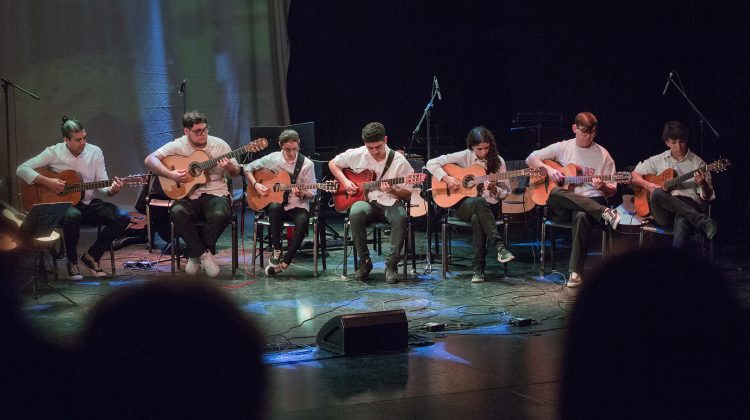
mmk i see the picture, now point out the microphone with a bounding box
[178,79,186,95]
[661,71,673,96]
[433,76,442,100]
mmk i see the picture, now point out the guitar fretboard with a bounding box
[474,168,533,185]
[663,165,709,189]
[563,174,626,184]
[199,147,250,171]
[275,183,333,192]
[63,176,146,193]
[363,176,413,190]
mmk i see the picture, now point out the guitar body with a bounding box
[528,160,578,206]
[431,164,486,208]
[409,189,428,217]
[158,150,211,199]
[502,178,536,215]
[21,168,83,211]
[246,169,292,212]
[332,169,375,212]
[632,169,676,217]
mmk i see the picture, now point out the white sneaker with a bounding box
[602,208,621,230]
[567,272,582,288]
[185,257,201,275]
[200,251,220,277]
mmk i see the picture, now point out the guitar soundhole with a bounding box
[462,175,474,189]
[188,162,201,177]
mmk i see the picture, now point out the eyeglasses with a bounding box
[577,125,597,136]
[190,126,210,136]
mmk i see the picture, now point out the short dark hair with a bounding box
[661,121,689,142]
[278,129,300,146]
[182,110,208,128]
[574,112,598,131]
[61,116,84,139]
[361,122,386,143]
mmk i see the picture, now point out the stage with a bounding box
[12,210,748,419]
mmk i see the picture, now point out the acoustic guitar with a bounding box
[246,168,339,212]
[331,168,427,213]
[158,138,269,199]
[528,160,632,206]
[632,158,730,217]
[21,168,148,211]
[430,163,546,208]
[1,205,60,251]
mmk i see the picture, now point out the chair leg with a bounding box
[170,221,176,276]
[343,220,349,277]
[402,223,408,279]
[410,223,416,274]
[540,221,547,276]
[313,219,319,277]
[231,218,238,275]
[441,221,447,279]
[503,221,509,277]
[320,218,327,271]
[146,204,153,253]
[251,219,258,275]
[109,245,116,276]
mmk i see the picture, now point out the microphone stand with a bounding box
[411,81,440,270]
[178,78,187,115]
[666,73,720,157]
[2,77,40,206]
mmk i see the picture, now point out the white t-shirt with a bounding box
[634,149,714,203]
[245,151,317,211]
[17,142,110,204]
[332,145,415,206]
[426,148,510,204]
[155,135,235,199]
[527,138,616,198]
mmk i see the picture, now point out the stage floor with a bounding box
[15,212,750,419]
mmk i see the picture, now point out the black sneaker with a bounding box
[67,263,83,281]
[80,254,107,278]
[700,218,718,240]
[355,257,373,281]
[385,265,399,284]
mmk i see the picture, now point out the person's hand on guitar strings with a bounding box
[254,181,269,196]
[108,177,124,196]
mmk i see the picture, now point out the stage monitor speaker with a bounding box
[315,309,408,355]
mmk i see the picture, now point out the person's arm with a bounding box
[382,158,416,201]
[16,147,67,193]
[329,154,358,195]
[526,144,564,182]
[145,148,187,184]
[631,158,660,192]
[694,169,714,201]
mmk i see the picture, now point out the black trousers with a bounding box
[62,198,130,263]
[170,194,231,259]
[265,203,310,265]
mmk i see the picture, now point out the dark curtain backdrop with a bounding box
[1,0,292,207]
[287,0,749,242]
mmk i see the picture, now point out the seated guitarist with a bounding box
[426,126,514,284]
[245,129,316,276]
[630,121,717,249]
[328,122,413,284]
[525,112,621,288]
[16,116,129,280]
[144,110,241,277]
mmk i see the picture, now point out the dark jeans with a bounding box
[266,203,310,265]
[649,189,709,249]
[63,198,130,263]
[547,187,608,273]
[349,200,406,268]
[454,196,502,271]
[171,194,231,258]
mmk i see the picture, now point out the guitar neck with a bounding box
[65,179,114,192]
[475,168,530,184]
[199,147,246,171]
[277,183,326,191]
[663,165,708,189]
[362,176,409,190]
[563,174,619,184]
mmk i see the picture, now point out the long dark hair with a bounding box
[466,126,500,173]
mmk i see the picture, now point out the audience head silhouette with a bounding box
[78,278,266,418]
[560,248,750,419]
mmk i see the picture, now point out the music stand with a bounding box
[17,202,75,304]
